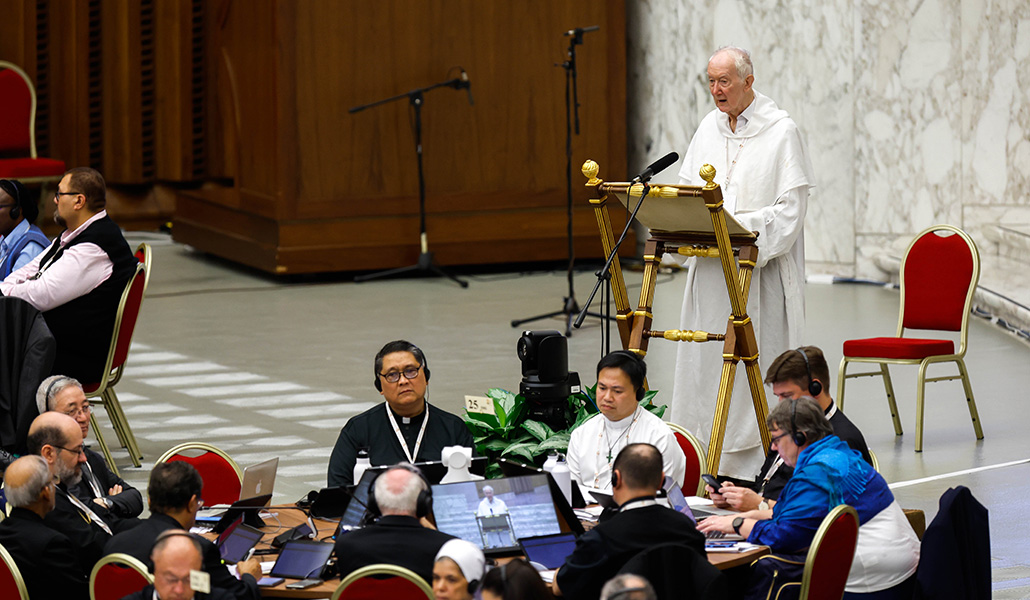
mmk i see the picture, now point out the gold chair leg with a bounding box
[915,361,931,452]
[100,396,130,449]
[837,359,849,410]
[105,388,142,466]
[956,359,984,440]
[89,412,120,478]
[880,364,903,436]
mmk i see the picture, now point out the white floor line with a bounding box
[889,457,1030,489]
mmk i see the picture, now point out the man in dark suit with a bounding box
[121,530,235,600]
[553,444,707,599]
[104,461,262,600]
[28,411,112,573]
[334,463,456,583]
[0,455,89,599]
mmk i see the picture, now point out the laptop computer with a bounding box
[431,473,583,558]
[497,458,587,508]
[269,539,335,579]
[519,532,578,570]
[215,515,264,563]
[212,494,273,533]
[240,457,278,504]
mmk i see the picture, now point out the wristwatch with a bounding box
[732,516,745,535]
[758,500,770,511]
[101,498,113,509]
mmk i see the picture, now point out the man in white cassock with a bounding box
[671,46,814,479]
[568,351,686,493]
[476,486,511,548]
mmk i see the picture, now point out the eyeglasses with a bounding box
[769,431,791,446]
[379,366,422,383]
[54,191,82,200]
[63,404,92,419]
[54,444,86,456]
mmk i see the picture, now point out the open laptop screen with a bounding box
[431,474,578,556]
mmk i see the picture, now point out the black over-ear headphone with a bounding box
[0,179,22,220]
[366,463,433,519]
[373,344,431,392]
[611,468,619,489]
[789,399,807,446]
[795,348,822,397]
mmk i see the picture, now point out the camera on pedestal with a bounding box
[517,330,580,432]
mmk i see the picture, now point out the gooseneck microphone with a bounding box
[630,151,679,184]
[564,25,600,36]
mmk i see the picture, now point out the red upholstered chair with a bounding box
[332,564,434,600]
[837,225,983,452]
[666,422,707,496]
[83,246,152,474]
[798,504,860,600]
[0,543,29,600]
[90,553,153,600]
[156,443,243,505]
[0,62,66,183]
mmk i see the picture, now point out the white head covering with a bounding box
[435,539,486,583]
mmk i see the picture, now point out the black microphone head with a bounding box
[649,151,679,174]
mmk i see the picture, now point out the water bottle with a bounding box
[543,453,559,474]
[552,454,573,506]
[353,448,371,484]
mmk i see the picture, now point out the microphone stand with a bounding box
[511,25,608,336]
[574,181,652,355]
[350,77,470,288]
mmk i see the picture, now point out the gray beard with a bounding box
[54,212,66,228]
[57,461,82,487]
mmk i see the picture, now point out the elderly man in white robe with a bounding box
[568,351,686,493]
[671,46,815,478]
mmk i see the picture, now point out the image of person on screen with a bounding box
[476,485,511,548]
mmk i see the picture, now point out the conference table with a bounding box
[220,506,768,598]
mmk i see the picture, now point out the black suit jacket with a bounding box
[0,507,89,600]
[72,447,144,519]
[43,483,113,574]
[104,513,260,600]
[556,500,707,600]
[120,584,235,600]
[333,514,456,583]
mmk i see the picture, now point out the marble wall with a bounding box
[626,0,1030,279]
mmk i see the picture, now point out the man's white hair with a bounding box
[36,375,83,414]
[482,485,494,494]
[374,464,427,515]
[710,46,753,80]
[5,455,51,508]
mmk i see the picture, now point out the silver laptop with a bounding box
[240,457,279,504]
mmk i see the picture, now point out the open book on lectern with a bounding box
[605,182,755,240]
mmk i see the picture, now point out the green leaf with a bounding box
[501,441,539,462]
[484,463,503,480]
[480,438,511,452]
[642,389,659,404]
[643,402,666,419]
[465,411,500,428]
[571,409,596,431]
[536,432,571,453]
[497,389,518,416]
[522,420,554,443]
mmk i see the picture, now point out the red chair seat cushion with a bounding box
[843,337,954,360]
[0,157,66,178]
[92,564,149,600]
[340,575,428,599]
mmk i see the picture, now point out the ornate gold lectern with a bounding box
[582,160,770,476]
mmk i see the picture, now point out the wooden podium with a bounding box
[582,160,770,476]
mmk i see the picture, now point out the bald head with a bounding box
[4,455,54,513]
[152,532,204,600]
[27,412,80,454]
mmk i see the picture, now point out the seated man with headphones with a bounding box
[327,340,474,487]
[698,398,920,599]
[566,351,686,492]
[707,346,871,512]
[553,444,706,599]
[0,179,49,279]
[333,463,456,584]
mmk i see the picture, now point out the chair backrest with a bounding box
[0,543,29,600]
[867,449,880,473]
[134,242,153,294]
[0,62,36,157]
[799,504,860,600]
[332,564,434,600]
[667,422,707,496]
[90,553,153,600]
[83,261,148,395]
[619,542,726,599]
[156,443,243,505]
[898,226,979,344]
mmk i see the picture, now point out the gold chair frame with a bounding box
[155,442,244,483]
[332,563,434,600]
[0,61,64,185]
[666,422,708,496]
[0,542,29,600]
[837,225,983,452]
[89,552,154,600]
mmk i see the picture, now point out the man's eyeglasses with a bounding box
[54,444,86,456]
[54,191,81,200]
[63,404,92,419]
[379,365,422,384]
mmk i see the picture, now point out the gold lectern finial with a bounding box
[700,164,717,190]
[582,160,601,185]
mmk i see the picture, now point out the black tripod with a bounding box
[350,74,471,288]
[511,25,606,335]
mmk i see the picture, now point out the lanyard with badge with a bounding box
[385,402,429,463]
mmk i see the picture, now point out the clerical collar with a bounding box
[389,403,426,425]
[618,496,658,512]
[824,401,837,419]
[603,406,640,431]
